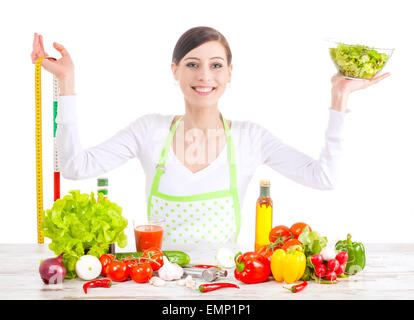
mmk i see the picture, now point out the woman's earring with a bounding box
[174,80,179,86]
[227,82,231,89]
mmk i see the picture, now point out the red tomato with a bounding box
[99,254,115,276]
[106,261,129,282]
[123,259,138,278]
[289,222,312,239]
[268,225,294,246]
[256,246,274,264]
[281,238,303,252]
[130,262,153,283]
[140,247,164,271]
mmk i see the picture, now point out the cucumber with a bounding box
[114,250,190,266]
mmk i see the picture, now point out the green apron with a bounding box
[147,114,241,245]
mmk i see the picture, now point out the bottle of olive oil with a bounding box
[255,180,273,252]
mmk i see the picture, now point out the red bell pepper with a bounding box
[234,251,271,284]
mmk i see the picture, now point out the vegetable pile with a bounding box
[329,42,390,79]
[39,192,366,296]
[235,221,367,292]
[40,190,128,278]
[39,247,192,293]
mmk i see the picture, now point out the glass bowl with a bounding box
[327,39,394,80]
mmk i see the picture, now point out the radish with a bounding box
[327,259,340,272]
[336,264,346,275]
[336,251,348,265]
[325,270,337,281]
[310,254,323,267]
[314,264,327,278]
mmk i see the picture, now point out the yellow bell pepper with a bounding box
[270,248,306,284]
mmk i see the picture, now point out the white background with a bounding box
[1,0,413,250]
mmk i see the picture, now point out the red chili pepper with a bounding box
[199,283,240,293]
[193,264,221,269]
[284,281,308,293]
[83,279,112,294]
[234,251,271,284]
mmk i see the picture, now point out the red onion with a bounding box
[39,252,66,284]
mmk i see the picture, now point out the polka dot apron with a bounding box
[147,114,241,245]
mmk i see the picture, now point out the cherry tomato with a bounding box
[256,244,278,264]
[140,247,164,271]
[123,259,138,278]
[289,222,312,239]
[130,262,153,283]
[99,254,115,276]
[281,238,303,252]
[106,260,129,282]
[268,225,294,246]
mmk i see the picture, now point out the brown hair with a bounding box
[172,26,232,66]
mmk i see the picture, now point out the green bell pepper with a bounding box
[335,233,366,274]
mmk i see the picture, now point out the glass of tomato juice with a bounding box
[134,218,164,252]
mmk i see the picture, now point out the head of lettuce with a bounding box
[41,190,128,279]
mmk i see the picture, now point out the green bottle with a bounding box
[97,177,114,253]
[97,177,108,199]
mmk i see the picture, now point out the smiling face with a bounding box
[171,40,233,109]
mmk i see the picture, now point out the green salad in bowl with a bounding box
[329,41,394,79]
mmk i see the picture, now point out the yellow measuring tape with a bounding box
[35,56,59,244]
[35,58,44,244]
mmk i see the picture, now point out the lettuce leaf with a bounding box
[41,190,128,279]
[299,226,328,281]
[298,226,327,257]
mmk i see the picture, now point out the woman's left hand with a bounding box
[330,72,391,113]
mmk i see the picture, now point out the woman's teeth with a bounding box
[193,86,215,93]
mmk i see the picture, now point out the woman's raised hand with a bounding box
[331,72,390,94]
[330,72,391,112]
[31,32,74,81]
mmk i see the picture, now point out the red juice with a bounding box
[134,225,163,251]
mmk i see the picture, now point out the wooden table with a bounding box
[1,243,413,300]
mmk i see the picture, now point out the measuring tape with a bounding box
[35,57,60,244]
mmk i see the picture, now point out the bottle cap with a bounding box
[260,180,270,187]
[98,189,108,195]
[97,178,108,187]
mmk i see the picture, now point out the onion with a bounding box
[39,252,66,284]
[75,255,102,280]
[216,247,236,268]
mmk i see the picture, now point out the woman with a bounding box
[31,26,389,246]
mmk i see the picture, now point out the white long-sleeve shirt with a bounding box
[56,95,347,208]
